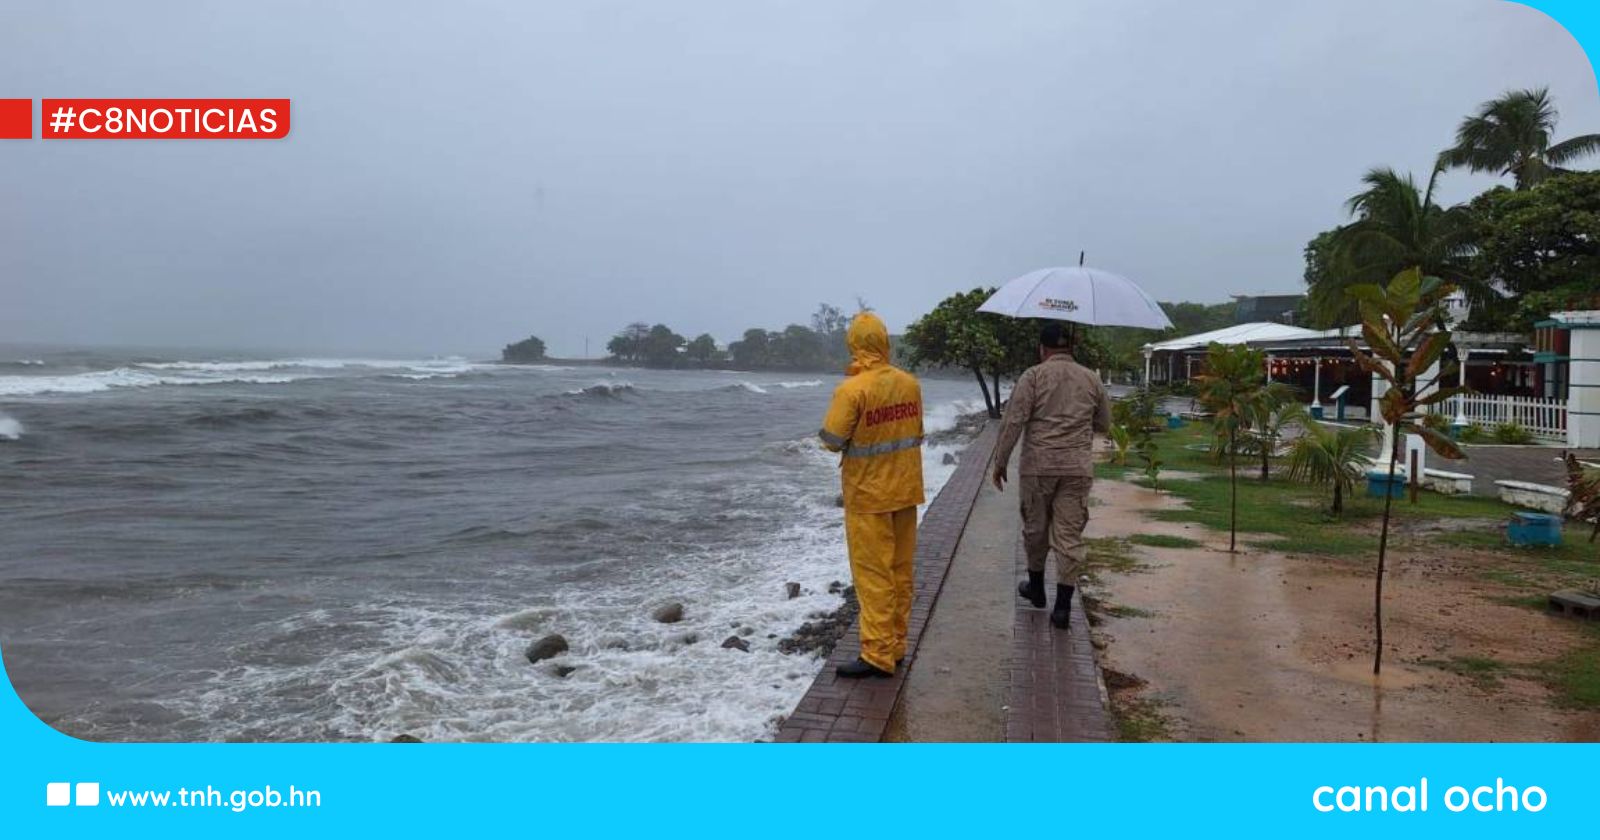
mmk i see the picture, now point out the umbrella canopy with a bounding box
[977,266,1174,330]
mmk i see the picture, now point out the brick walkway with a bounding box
[1005,536,1114,742]
[773,423,997,743]
[774,421,1116,743]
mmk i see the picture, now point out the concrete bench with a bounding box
[1550,590,1600,620]
[1494,480,1571,515]
[1421,468,1473,495]
[1354,458,1474,495]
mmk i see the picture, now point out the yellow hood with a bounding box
[846,312,891,375]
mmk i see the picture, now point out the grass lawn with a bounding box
[1095,420,1600,710]
[1100,423,1591,559]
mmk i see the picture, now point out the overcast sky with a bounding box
[1,0,1596,358]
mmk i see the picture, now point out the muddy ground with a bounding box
[1086,478,1600,742]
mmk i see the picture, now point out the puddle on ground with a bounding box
[1086,478,1600,742]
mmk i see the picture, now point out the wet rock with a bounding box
[390,734,423,743]
[672,632,701,646]
[738,626,754,636]
[721,635,751,652]
[833,493,845,508]
[785,582,802,600]
[827,580,846,595]
[525,633,569,664]
[942,452,957,465]
[779,585,858,658]
[652,602,685,624]
[600,636,631,651]
[553,664,578,678]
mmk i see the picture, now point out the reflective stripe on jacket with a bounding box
[818,312,926,514]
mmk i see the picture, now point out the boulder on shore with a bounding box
[390,734,423,743]
[785,582,802,600]
[942,452,957,465]
[652,602,686,624]
[525,633,569,664]
[721,635,751,652]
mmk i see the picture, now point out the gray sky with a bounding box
[2,0,1596,358]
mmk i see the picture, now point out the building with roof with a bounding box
[1141,310,1600,445]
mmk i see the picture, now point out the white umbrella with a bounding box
[977,265,1174,330]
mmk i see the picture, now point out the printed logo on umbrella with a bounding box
[1038,298,1080,312]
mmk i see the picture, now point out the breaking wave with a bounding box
[0,413,22,440]
[0,357,484,396]
[566,382,637,398]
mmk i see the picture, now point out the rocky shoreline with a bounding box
[385,409,990,743]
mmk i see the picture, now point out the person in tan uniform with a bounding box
[991,321,1111,630]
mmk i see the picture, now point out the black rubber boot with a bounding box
[1017,570,1046,608]
[1051,584,1075,630]
[836,657,893,679]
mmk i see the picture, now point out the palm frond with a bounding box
[1546,133,1600,166]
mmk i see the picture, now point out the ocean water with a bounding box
[0,347,980,742]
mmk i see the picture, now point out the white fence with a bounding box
[1433,394,1568,441]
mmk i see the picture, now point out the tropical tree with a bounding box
[728,328,772,368]
[902,288,1037,418]
[640,324,685,367]
[501,335,547,363]
[1346,268,1466,675]
[1193,342,1269,552]
[685,333,720,365]
[1240,384,1300,481]
[1468,172,1600,329]
[810,303,852,368]
[606,322,652,363]
[1287,419,1379,517]
[1306,167,1480,327]
[1439,87,1600,190]
[1118,386,1166,488]
[770,324,825,370]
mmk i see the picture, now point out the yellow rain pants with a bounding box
[819,312,926,673]
[844,507,917,670]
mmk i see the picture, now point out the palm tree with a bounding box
[1287,419,1379,517]
[1440,87,1600,189]
[1193,343,1269,553]
[1306,167,1480,327]
[1241,383,1301,481]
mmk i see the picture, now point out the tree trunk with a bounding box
[972,367,998,418]
[993,370,1002,412]
[1374,434,1400,676]
[1229,427,1238,554]
[1332,481,1343,517]
[1260,434,1271,481]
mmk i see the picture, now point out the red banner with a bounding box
[0,99,30,139]
[40,99,290,139]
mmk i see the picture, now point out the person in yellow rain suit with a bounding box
[818,312,925,679]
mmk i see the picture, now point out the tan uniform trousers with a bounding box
[1019,475,1093,585]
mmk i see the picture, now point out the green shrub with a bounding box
[1458,424,1485,444]
[1493,421,1534,445]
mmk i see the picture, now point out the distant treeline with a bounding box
[599,303,860,372]
[502,299,1242,372]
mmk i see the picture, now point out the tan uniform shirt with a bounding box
[993,354,1112,477]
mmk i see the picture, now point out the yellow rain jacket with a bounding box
[819,313,926,513]
[819,313,924,673]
